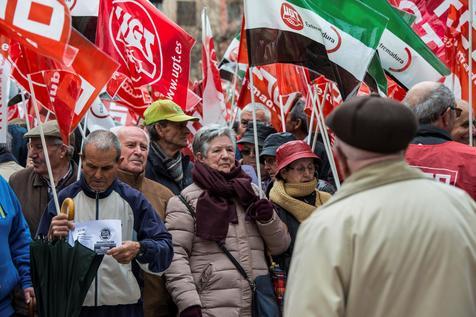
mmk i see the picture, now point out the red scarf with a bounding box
[192,161,258,241]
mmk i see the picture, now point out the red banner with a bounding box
[0,0,76,64]
[96,0,195,108]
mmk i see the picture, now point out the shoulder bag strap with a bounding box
[178,194,196,219]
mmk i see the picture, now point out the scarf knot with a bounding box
[192,162,258,241]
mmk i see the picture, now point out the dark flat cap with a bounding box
[259,132,296,162]
[24,120,61,139]
[237,121,277,147]
[326,96,417,153]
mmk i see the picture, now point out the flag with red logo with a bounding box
[0,0,77,65]
[38,70,82,144]
[244,0,388,99]
[96,0,196,109]
[201,9,226,125]
[237,65,308,131]
[5,29,119,130]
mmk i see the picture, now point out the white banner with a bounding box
[0,55,11,143]
[65,0,99,16]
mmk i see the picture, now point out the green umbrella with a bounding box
[30,200,103,317]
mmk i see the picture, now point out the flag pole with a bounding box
[278,94,286,132]
[228,62,241,129]
[248,66,263,197]
[469,0,474,147]
[311,83,328,152]
[20,90,30,131]
[77,111,89,180]
[27,74,60,215]
[308,83,341,189]
[307,95,316,145]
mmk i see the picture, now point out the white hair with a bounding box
[241,103,271,123]
[110,126,150,145]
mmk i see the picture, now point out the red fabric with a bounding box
[405,141,476,199]
[96,0,195,109]
[275,140,319,173]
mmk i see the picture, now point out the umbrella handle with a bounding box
[61,198,75,221]
[28,300,35,317]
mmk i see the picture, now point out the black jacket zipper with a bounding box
[95,192,99,306]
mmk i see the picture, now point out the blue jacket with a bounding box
[0,176,31,316]
[37,176,173,307]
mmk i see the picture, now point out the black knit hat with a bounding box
[326,96,417,153]
[237,122,277,147]
[259,132,296,163]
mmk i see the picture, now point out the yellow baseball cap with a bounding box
[143,99,198,125]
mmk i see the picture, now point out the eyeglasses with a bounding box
[287,164,316,174]
[446,104,463,118]
[28,142,62,151]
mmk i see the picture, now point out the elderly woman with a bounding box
[269,140,332,274]
[165,125,290,317]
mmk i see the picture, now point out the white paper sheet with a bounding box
[69,219,122,255]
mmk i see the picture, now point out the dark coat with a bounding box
[9,163,78,237]
[145,150,193,195]
[271,192,316,274]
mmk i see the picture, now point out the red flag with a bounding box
[96,0,195,108]
[201,9,226,125]
[6,29,119,129]
[237,16,249,65]
[39,70,82,144]
[115,78,152,117]
[0,0,76,64]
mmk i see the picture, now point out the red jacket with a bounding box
[405,141,476,200]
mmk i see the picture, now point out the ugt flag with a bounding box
[244,0,388,99]
[97,0,195,108]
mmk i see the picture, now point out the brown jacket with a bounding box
[117,170,176,317]
[9,164,77,237]
[165,183,291,317]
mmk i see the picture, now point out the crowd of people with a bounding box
[1,81,476,317]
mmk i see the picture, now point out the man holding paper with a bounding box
[37,130,173,317]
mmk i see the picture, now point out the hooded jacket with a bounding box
[37,176,173,308]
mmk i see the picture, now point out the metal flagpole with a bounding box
[248,66,263,197]
[469,0,474,146]
[76,111,88,180]
[312,83,328,152]
[307,95,316,145]
[27,74,60,215]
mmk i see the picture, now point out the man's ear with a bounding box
[118,156,125,165]
[195,152,205,162]
[154,124,163,138]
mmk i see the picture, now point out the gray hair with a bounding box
[110,126,150,145]
[288,99,308,133]
[241,103,271,123]
[145,120,168,141]
[408,84,456,124]
[0,131,12,152]
[192,124,236,156]
[83,130,121,161]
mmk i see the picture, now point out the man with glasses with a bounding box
[451,99,476,145]
[404,82,476,199]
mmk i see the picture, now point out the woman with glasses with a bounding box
[269,140,332,274]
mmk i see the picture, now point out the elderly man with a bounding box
[112,126,176,317]
[37,130,173,317]
[144,99,198,195]
[451,99,476,144]
[284,96,476,317]
[403,82,476,199]
[0,176,34,317]
[238,103,271,137]
[9,120,77,236]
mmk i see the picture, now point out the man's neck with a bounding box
[46,161,70,185]
[156,140,180,158]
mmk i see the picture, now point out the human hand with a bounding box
[247,198,274,223]
[49,213,74,239]
[107,241,140,264]
[23,287,35,305]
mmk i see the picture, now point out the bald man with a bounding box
[451,99,476,145]
[112,126,177,317]
[403,82,476,199]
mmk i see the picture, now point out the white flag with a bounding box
[0,55,11,143]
